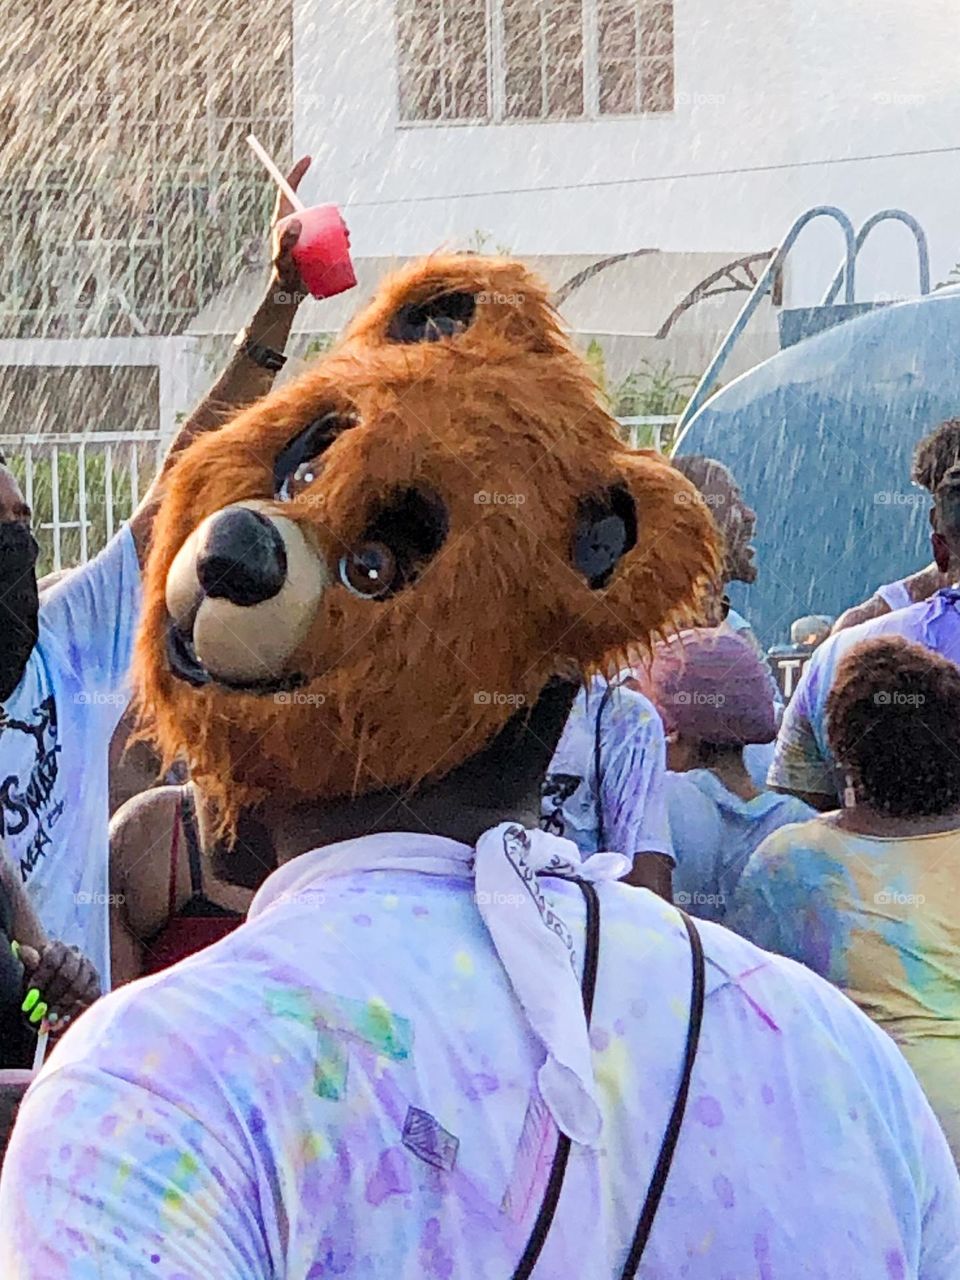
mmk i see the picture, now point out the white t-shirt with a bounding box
[541,675,673,861]
[0,528,140,986]
[4,831,959,1276]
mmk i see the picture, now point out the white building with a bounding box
[294,0,960,307]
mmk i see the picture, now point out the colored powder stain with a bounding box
[383,894,399,910]
[613,1018,626,1036]
[65,1228,88,1253]
[754,1233,774,1280]
[114,1159,134,1193]
[595,1036,630,1104]
[362,998,412,1060]
[590,1027,610,1052]
[99,1114,119,1138]
[249,1108,267,1137]
[693,1096,725,1128]
[413,905,429,917]
[53,1089,78,1120]
[366,1147,413,1206]
[59,1144,72,1162]
[454,950,474,977]
[162,1152,200,1210]
[761,1084,775,1105]
[301,1131,332,1162]
[886,1251,906,1280]
[314,1030,348,1101]
[267,988,317,1026]
[712,1173,735,1209]
[151,1255,161,1265]
[471,1072,499,1096]
[353,914,373,927]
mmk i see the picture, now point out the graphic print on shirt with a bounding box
[540,773,581,837]
[0,695,61,881]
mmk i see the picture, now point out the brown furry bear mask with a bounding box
[137,255,721,830]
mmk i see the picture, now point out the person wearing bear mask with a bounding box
[3,256,958,1278]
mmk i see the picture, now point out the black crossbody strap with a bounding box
[510,879,601,1280]
[620,908,706,1278]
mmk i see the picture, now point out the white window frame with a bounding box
[396,0,674,128]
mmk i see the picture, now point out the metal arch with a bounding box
[654,252,777,339]
[552,249,660,307]
[821,209,931,306]
[673,205,858,449]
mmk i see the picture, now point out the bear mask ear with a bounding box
[573,486,638,589]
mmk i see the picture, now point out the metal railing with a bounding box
[1,431,164,574]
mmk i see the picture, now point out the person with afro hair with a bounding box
[732,634,960,1160]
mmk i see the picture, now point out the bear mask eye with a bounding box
[337,488,449,603]
[275,412,356,501]
[387,292,477,344]
[339,542,398,599]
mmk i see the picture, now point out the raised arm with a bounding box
[128,156,314,563]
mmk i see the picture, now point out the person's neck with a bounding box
[267,785,543,866]
[208,676,579,886]
[830,801,960,837]
[701,748,758,802]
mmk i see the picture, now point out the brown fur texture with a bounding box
[136,255,721,831]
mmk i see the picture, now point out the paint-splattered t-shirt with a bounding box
[2,833,959,1278]
[542,675,673,861]
[730,815,960,1163]
[769,590,960,800]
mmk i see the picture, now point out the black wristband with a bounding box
[242,339,287,372]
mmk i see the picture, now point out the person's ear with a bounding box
[562,452,723,669]
[932,530,951,575]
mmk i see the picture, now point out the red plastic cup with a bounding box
[277,204,356,300]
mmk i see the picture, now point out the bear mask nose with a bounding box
[196,507,288,607]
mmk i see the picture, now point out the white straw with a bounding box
[32,1024,49,1072]
[246,134,305,212]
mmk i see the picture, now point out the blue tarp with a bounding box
[675,291,960,646]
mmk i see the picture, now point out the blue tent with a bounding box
[675,291,960,645]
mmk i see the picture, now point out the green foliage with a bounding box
[611,359,698,419]
[302,334,336,359]
[9,449,135,578]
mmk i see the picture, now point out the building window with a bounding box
[598,0,673,115]
[397,0,490,123]
[503,0,584,120]
[396,0,674,125]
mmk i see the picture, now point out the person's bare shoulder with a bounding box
[831,596,890,634]
[110,785,187,938]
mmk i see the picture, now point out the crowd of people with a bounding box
[0,174,959,1274]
